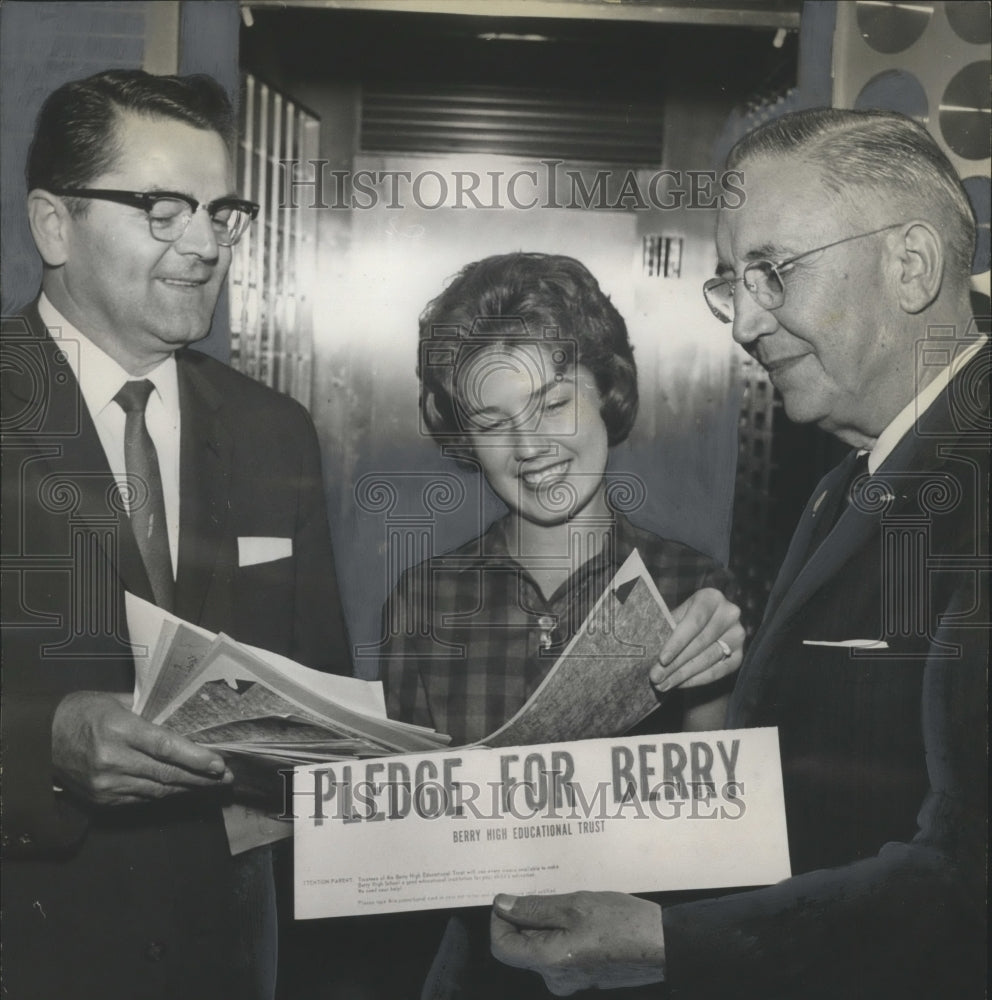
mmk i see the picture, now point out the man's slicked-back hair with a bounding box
[26,69,236,198]
[727,107,976,280]
[418,252,638,446]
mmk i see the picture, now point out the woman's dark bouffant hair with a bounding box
[418,252,638,447]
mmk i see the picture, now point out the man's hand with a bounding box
[651,587,744,692]
[52,691,233,806]
[490,891,665,996]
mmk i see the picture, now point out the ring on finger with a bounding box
[716,638,732,659]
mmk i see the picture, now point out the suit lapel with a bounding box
[732,461,884,723]
[6,305,155,604]
[761,516,871,670]
[175,353,233,624]
[773,370,966,637]
[728,456,864,723]
[763,463,879,640]
[732,363,970,724]
[759,452,859,628]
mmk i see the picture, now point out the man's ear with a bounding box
[27,190,71,267]
[889,221,944,314]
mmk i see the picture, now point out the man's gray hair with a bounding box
[727,108,976,281]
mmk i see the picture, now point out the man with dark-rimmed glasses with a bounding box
[492,107,988,999]
[1,70,351,999]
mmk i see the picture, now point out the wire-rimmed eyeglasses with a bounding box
[54,188,260,247]
[702,222,909,324]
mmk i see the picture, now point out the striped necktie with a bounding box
[114,379,175,611]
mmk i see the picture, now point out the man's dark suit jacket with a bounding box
[661,345,989,999]
[1,303,352,999]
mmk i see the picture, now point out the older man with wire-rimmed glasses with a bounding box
[491,107,989,1000]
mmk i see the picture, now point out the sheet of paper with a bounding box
[293,728,791,919]
[125,591,387,718]
[141,624,214,720]
[153,633,447,753]
[475,549,675,748]
[223,802,293,855]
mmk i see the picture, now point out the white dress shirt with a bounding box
[38,293,181,577]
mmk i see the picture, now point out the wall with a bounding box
[243,18,761,670]
[0,0,240,361]
[1,5,785,672]
[1,2,147,314]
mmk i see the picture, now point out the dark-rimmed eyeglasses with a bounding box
[702,222,909,324]
[54,188,260,247]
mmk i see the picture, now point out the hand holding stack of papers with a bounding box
[128,594,448,770]
[126,594,449,850]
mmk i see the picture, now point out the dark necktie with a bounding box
[114,380,175,611]
[805,449,870,563]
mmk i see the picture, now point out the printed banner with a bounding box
[293,728,790,918]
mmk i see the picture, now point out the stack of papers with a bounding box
[125,546,673,852]
[126,595,448,821]
[138,625,447,757]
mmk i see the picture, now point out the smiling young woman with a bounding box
[380,251,743,746]
[371,252,745,1000]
